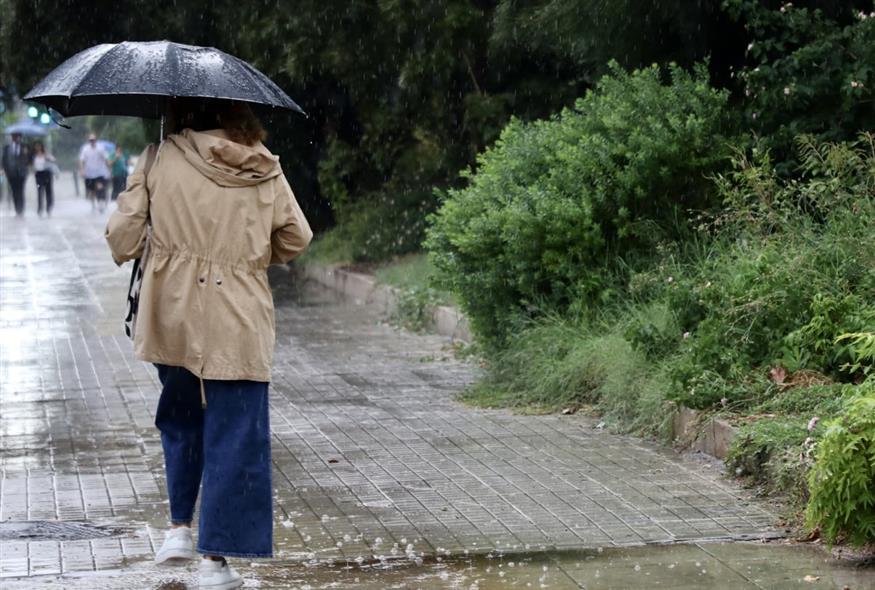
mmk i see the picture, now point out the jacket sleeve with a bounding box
[270,175,313,265]
[105,146,152,265]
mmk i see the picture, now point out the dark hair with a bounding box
[33,142,45,153]
[167,99,266,146]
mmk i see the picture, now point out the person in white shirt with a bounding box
[79,133,110,213]
[32,141,57,217]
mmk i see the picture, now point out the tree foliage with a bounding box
[726,0,875,171]
[3,0,874,251]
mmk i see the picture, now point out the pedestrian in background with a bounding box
[2,131,31,217]
[109,145,128,201]
[32,141,56,217]
[79,133,110,213]
[105,100,312,590]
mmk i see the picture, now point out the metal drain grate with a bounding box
[0,520,121,541]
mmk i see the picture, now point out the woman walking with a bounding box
[32,142,56,217]
[105,101,312,590]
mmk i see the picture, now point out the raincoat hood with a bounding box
[167,128,281,187]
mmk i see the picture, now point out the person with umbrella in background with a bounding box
[2,131,31,216]
[27,41,311,590]
[32,141,57,217]
[79,133,110,212]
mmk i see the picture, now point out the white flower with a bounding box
[683,332,691,340]
[667,276,674,283]
[783,87,791,95]
[747,42,754,52]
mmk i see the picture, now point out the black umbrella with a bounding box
[24,40,305,119]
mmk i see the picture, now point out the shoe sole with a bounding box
[155,548,196,565]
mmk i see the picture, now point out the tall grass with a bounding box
[462,307,676,437]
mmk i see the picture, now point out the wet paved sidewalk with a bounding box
[0,178,815,588]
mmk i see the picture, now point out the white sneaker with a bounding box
[155,527,196,564]
[199,558,244,590]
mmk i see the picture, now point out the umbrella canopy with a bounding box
[4,119,49,137]
[24,41,305,119]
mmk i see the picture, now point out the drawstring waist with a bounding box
[199,361,207,408]
[199,376,207,408]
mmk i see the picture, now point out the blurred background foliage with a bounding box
[4,0,870,245]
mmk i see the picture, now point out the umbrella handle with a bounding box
[50,111,71,129]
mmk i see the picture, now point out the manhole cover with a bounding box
[0,520,121,541]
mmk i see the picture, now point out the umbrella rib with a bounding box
[236,58,274,105]
[68,44,122,100]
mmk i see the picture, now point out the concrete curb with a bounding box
[671,404,737,459]
[299,262,471,342]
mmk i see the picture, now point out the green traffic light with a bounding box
[27,106,39,118]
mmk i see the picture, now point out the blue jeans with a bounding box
[154,364,273,558]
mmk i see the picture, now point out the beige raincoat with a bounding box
[106,128,312,383]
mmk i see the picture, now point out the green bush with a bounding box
[726,417,813,500]
[838,331,875,379]
[426,62,731,347]
[665,136,875,409]
[752,382,856,416]
[806,387,875,546]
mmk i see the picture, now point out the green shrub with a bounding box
[666,136,875,409]
[726,417,813,501]
[372,255,455,332]
[623,303,682,360]
[838,331,875,379]
[752,383,856,416]
[806,387,875,546]
[426,62,731,347]
[389,286,446,333]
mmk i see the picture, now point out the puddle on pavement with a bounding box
[12,542,874,589]
[0,520,123,541]
[250,543,873,590]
